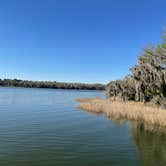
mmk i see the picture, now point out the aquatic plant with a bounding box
[77,98,166,127]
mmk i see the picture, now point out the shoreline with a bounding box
[0,79,105,91]
[0,86,105,92]
[77,98,166,127]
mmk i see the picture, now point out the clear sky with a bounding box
[0,0,166,83]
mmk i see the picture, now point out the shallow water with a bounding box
[0,87,165,166]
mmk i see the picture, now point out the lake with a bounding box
[0,87,165,166]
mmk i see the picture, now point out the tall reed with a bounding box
[77,98,166,127]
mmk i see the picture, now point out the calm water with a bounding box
[0,87,165,166]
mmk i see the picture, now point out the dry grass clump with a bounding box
[77,98,166,127]
[131,121,166,134]
[77,98,109,113]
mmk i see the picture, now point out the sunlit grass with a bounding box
[77,98,166,127]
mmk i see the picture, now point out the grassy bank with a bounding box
[77,98,166,127]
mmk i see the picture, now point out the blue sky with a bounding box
[0,0,166,83]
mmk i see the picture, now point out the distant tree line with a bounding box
[106,31,166,108]
[0,79,105,90]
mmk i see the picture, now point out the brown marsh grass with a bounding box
[77,98,166,127]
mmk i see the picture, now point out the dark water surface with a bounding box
[0,87,165,166]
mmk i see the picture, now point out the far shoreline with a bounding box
[0,78,105,91]
[0,86,106,92]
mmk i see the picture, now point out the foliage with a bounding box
[0,79,105,90]
[106,31,166,108]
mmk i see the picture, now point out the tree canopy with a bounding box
[106,31,166,108]
[0,79,105,91]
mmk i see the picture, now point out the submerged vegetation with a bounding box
[0,79,105,90]
[106,31,166,108]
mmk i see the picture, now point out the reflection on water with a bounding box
[107,118,166,166]
[81,109,166,166]
[131,123,166,166]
